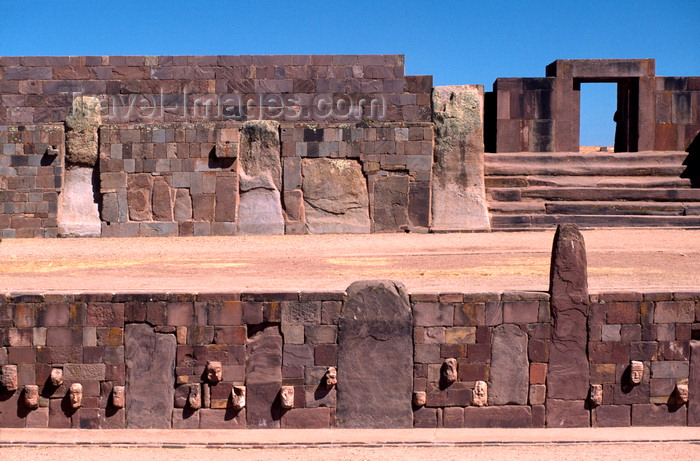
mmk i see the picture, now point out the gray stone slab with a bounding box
[245,325,283,428]
[489,323,528,405]
[337,280,413,428]
[125,324,176,428]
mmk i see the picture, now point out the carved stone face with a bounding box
[112,386,125,408]
[231,385,246,409]
[50,368,64,387]
[472,380,488,407]
[206,361,223,384]
[676,382,689,404]
[188,384,201,410]
[324,367,337,389]
[442,358,458,384]
[69,383,83,409]
[630,361,644,384]
[24,385,39,409]
[413,391,427,407]
[280,386,294,409]
[589,384,603,406]
[1,365,18,392]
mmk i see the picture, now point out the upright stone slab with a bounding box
[689,341,700,426]
[337,280,413,428]
[489,324,528,405]
[431,85,490,231]
[125,324,176,428]
[246,326,283,428]
[547,224,590,426]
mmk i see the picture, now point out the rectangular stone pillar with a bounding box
[246,326,283,428]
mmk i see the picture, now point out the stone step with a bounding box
[484,151,691,165]
[488,201,546,214]
[542,201,696,216]
[485,175,693,189]
[491,214,700,229]
[488,187,700,203]
[485,164,686,177]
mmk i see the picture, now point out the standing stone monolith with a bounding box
[245,326,283,428]
[237,121,284,235]
[125,324,176,428]
[337,280,413,428]
[489,324,529,405]
[689,341,700,426]
[59,96,102,237]
[431,85,490,231]
[547,224,590,427]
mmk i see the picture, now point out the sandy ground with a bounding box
[0,229,698,294]
[1,443,698,461]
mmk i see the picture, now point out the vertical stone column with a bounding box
[337,280,413,428]
[689,341,700,426]
[58,96,103,237]
[431,85,490,231]
[125,324,176,428]
[246,326,283,428]
[546,224,591,427]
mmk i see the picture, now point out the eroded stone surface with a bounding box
[489,324,528,405]
[413,391,427,407]
[325,367,337,389]
[24,384,39,409]
[69,383,83,409]
[431,85,490,231]
[188,384,201,410]
[337,280,413,428]
[472,381,488,407]
[590,384,603,406]
[231,385,246,409]
[50,368,63,387]
[237,188,285,235]
[112,385,125,408]
[1,365,18,391]
[280,386,294,409]
[206,361,222,384]
[246,325,283,428]
[58,167,101,237]
[65,96,101,166]
[675,379,689,404]
[548,224,589,406]
[302,158,370,234]
[442,358,458,385]
[125,324,176,428]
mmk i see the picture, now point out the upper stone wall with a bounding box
[0,55,432,125]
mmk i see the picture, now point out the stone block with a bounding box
[372,175,409,232]
[246,326,283,428]
[690,341,700,426]
[546,399,590,428]
[413,407,438,428]
[413,303,453,327]
[593,405,630,427]
[655,301,695,323]
[631,404,687,426]
[443,407,464,428]
[503,301,539,323]
[199,408,246,429]
[463,406,532,428]
[489,324,528,405]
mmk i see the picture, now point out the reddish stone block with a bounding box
[167,302,194,326]
[413,303,454,327]
[655,301,695,323]
[457,361,489,381]
[659,341,689,361]
[314,344,338,366]
[124,302,147,323]
[606,302,639,324]
[531,404,545,428]
[200,408,246,429]
[454,303,485,326]
[528,339,549,362]
[0,390,24,427]
[463,406,532,428]
[503,301,539,323]
[146,302,167,325]
[442,407,464,428]
[613,383,650,405]
[9,347,36,364]
[413,407,438,428]
[631,403,687,426]
[281,407,330,428]
[546,399,590,428]
[86,303,124,327]
[26,407,49,428]
[593,405,630,427]
[101,408,126,429]
[630,341,658,361]
[213,326,246,345]
[530,363,547,384]
[46,327,81,346]
[48,397,71,428]
[467,343,491,362]
[446,382,472,406]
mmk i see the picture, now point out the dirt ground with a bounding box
[1,443,697,461]
[0,229,698,294]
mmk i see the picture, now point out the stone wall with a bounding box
[1,287,698,429]
[654,77,700,151]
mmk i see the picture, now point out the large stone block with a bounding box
[489,324,528,405]
[372,175,409,232]
[245,325,283,428]
[337,280,413,428]
[463,406,532,428]
[546,399,590,427]
[125,324,176,428]
[65,96,101,166]
[58,167,101,237]
[548,224,589,402]
[236,188,284,235]
[690,341,700,426]
[302,158,370,234]
[431,85,490,231]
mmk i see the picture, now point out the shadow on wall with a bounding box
[681,131,700,188]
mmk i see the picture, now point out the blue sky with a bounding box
[2,0,698,145]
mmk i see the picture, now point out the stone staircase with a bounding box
[485,151,700,230]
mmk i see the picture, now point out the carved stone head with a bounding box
[50,368,63,387]
[442,358,458,385]
[206,361,223,384]
[676,380,689,404]
[1,365,18,391]
[69,383,83,409]
[188,383,201,410]
[589,384,603,406]
[231,385,246,409]
[112,386,125,408]
[324,367,337,389]
[24,385,39,409]
[413,391,427,407]
[280,386,294,409]
[630,361,644,384]
[472,380,488,407]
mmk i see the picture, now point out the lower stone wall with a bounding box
[0,287,698,429]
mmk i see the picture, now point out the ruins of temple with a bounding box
[0,56,699,430]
